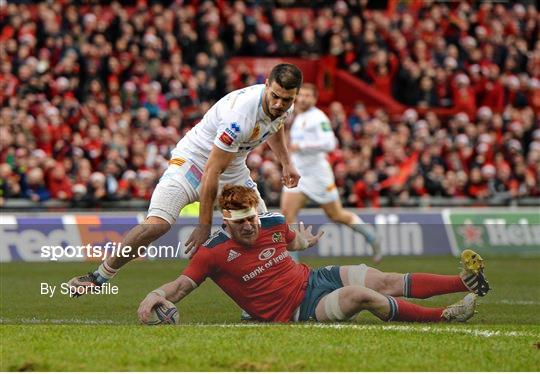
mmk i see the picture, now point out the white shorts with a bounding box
[147,155,266,224]
[283,170,339,205]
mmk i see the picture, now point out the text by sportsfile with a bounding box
[40,282,119,297]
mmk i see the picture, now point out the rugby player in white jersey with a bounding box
[281,84,382,263]
[67,64,302,293]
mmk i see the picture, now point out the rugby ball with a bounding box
[145,300,179,325]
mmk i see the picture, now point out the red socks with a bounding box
[387,273,469,322]
[387,296,444,322]
[404,273,468,299]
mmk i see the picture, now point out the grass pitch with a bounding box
[1,256,539,371]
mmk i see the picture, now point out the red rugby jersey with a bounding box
[182,213,310,322]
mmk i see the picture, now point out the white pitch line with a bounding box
[0,318,117,325]
[489,300,540,306]
[2,319,538,339]
[189,323,540,339]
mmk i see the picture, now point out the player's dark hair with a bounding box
[301,83,318,97]
[219,184,259,210]
[268,63,303,91]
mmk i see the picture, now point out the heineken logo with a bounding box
[448,211,540,255]
[483,218,540,246]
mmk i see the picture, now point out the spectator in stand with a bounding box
[466,167,489,199]
[21,168,51,202]
[86,172,107,204]
[452,74,477,119]
[416,75,439,108]
[365,50,399,97]
[0,164,21,203]
[353,170,380,208]
[276,26,299,57]
[299,27,322,58]
[48,162,73,201]
[347,102,370,138]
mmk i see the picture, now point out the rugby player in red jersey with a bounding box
[138,185,489,323]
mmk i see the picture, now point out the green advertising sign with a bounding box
[444,210,540,255]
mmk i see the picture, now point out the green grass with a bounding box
[1,256,540,371]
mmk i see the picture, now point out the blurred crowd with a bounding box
[247,101,540,208]
[0,1,538,207]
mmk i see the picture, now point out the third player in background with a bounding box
[281,83,382,263]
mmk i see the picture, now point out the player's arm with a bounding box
[287,222,324,252]
[137,276,196,323]
[185,146,235,256]
[138,250,211,323]
[268,126,300,187]
[296,119,337,153]
[159,275,197,303]
[199,146,236,225]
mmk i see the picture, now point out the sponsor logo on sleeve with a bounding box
[321,121,332,132]
[244,179,256,189]
[219,132,234,146]
[224,122,241,139]
[227,249,241,262]
[225,128,238,138]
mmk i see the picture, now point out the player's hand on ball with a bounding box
[138,292,167,324]
[185,224,211,258]
[281,164,300,188]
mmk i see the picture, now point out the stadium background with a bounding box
[1,0,539,371]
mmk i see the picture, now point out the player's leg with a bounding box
[280,190,307,262]
[458,249,490,296]
[400,249,489,298]
[314,286,477,323]
[338,249,490,298]
[280,190,307,224]
[67,171,194,295]
[315,286,390,321]
[107,216,171,269]
[338,264,405,296]
[340,265,467,298]
[320,200,382,263]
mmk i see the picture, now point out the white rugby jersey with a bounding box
[289,106,337,174]
[172,84,293,179]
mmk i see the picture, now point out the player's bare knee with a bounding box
[365,267,396,292]
[141,216,171,240]
[349,286,372,306]
[281,207,297,222]
[326,209,342,223]
[368,274,391,294]
[366,277,384,293]
[377,273,403,295]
